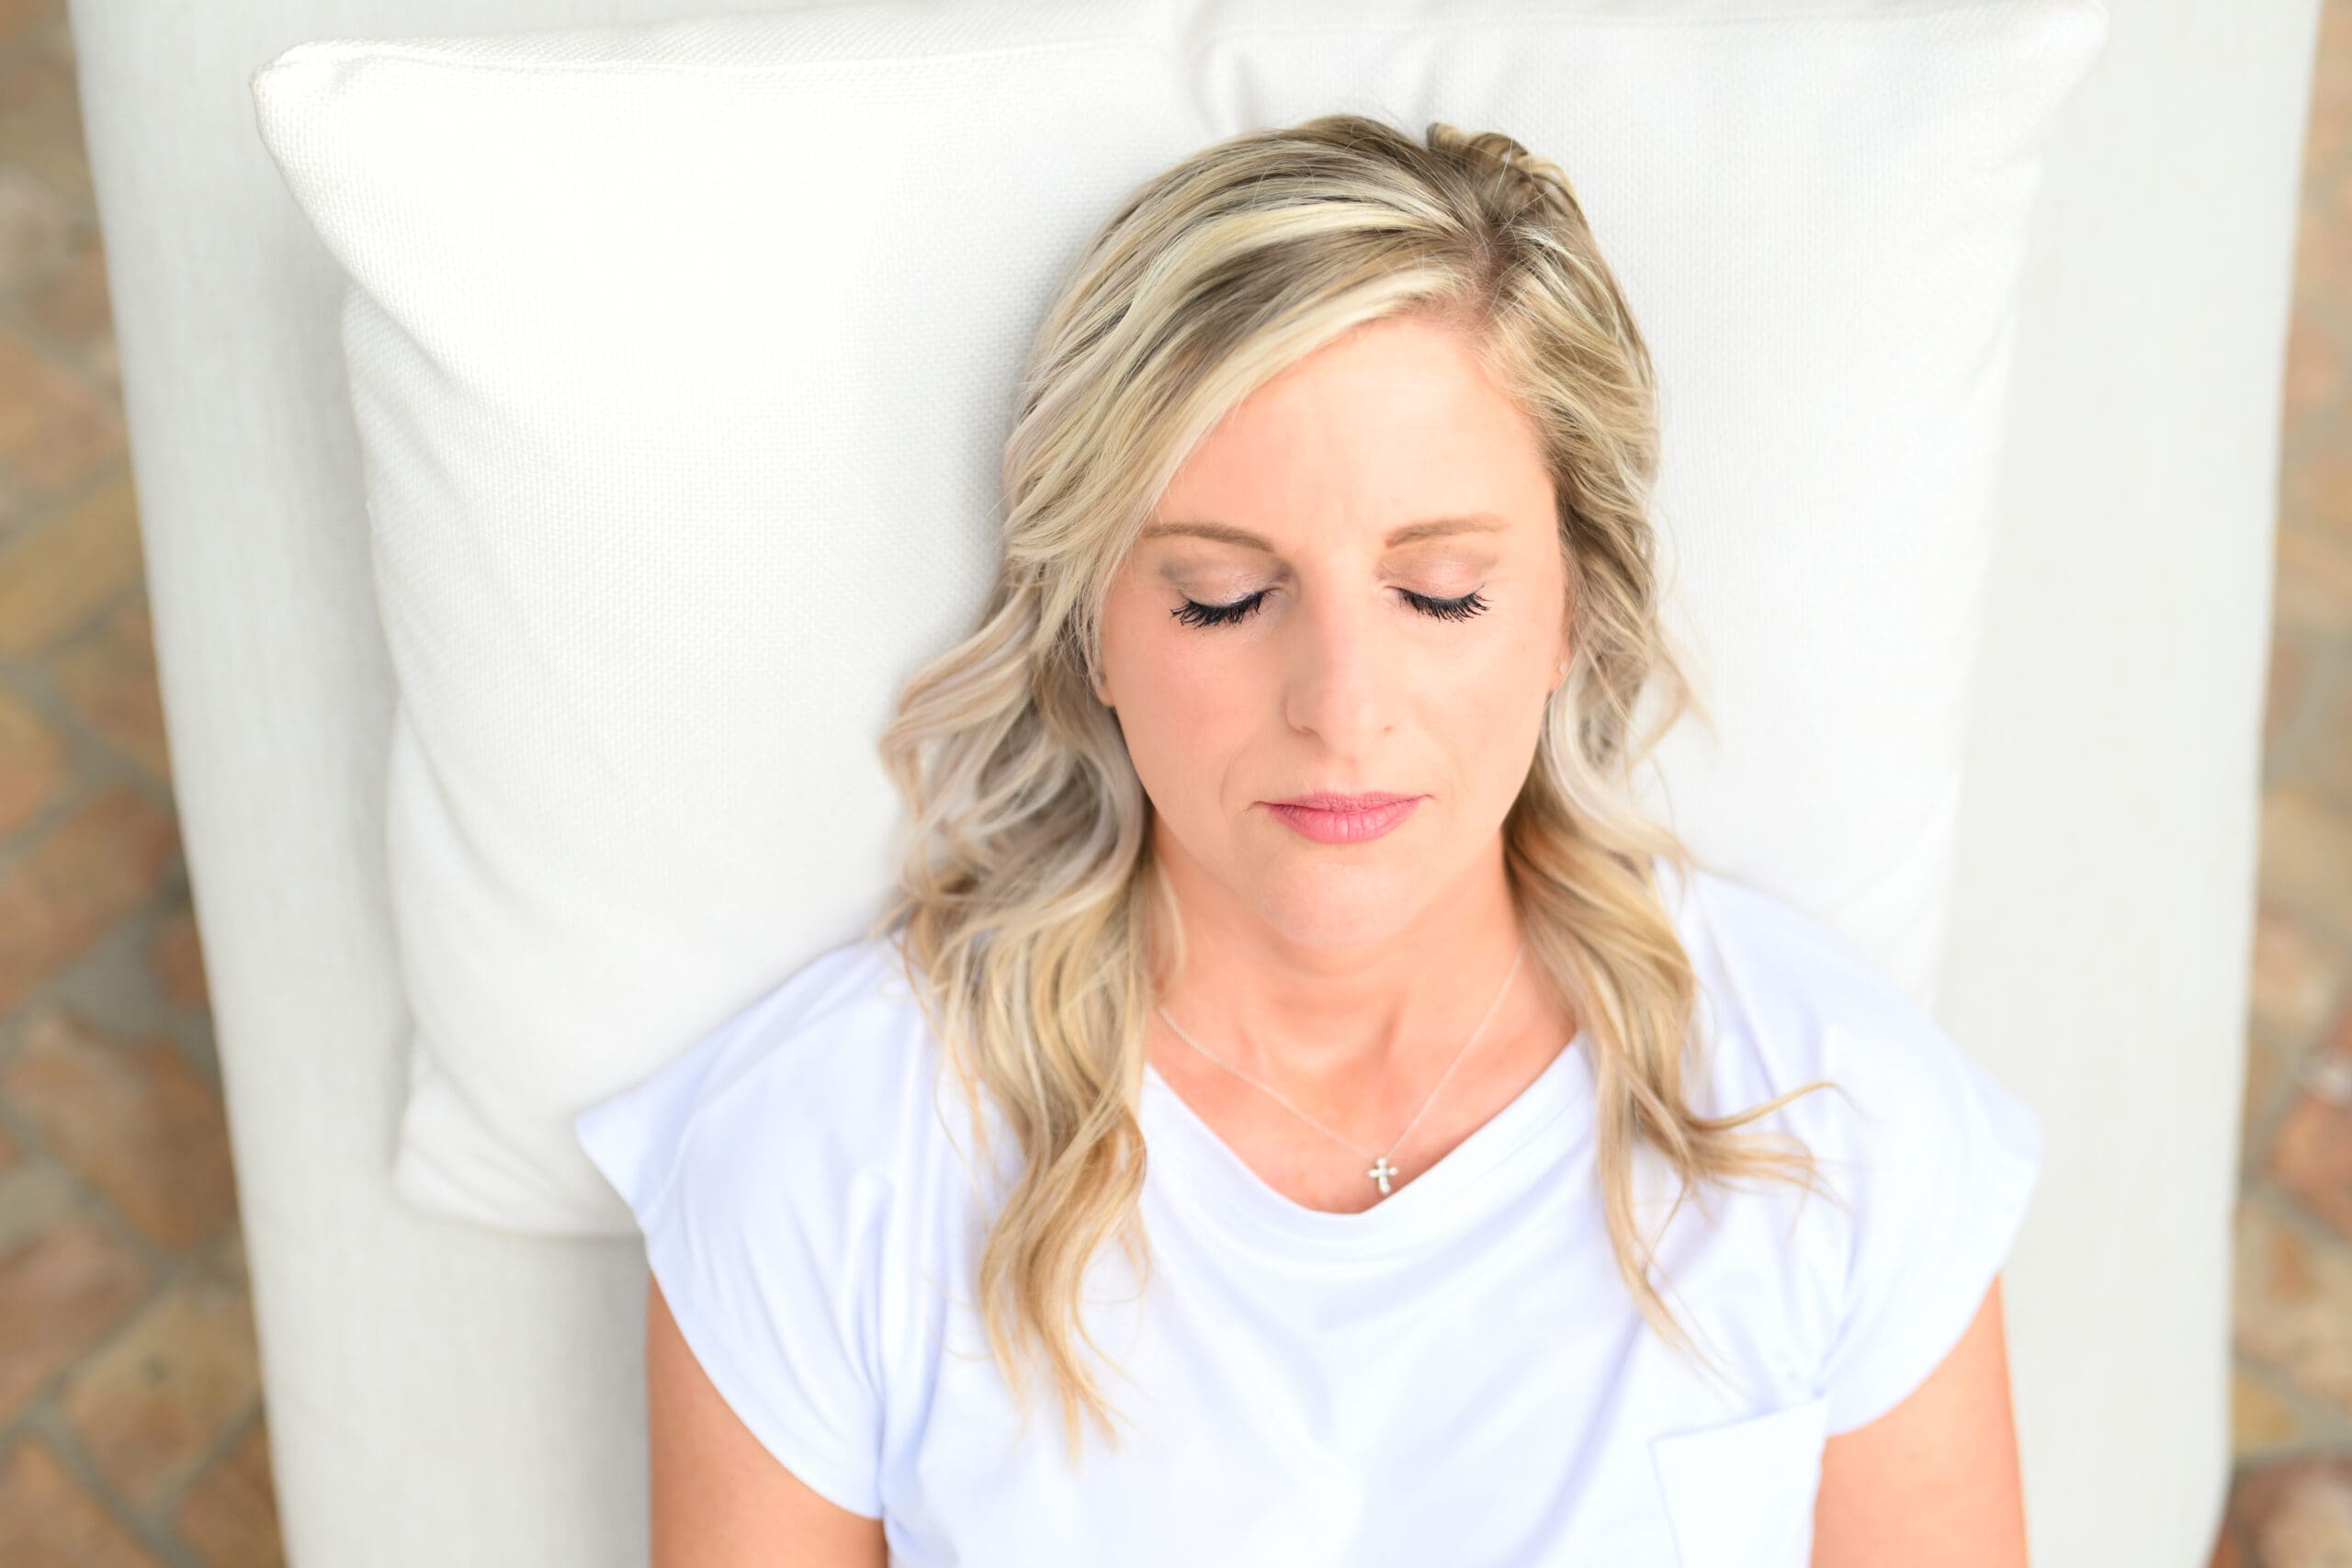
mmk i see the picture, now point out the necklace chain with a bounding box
[1153,941,1526,1199]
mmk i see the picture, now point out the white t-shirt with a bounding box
[573,858,2042,1567]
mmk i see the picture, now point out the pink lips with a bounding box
[1263,793,1421,844]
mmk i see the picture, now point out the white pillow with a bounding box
[247,0,2108,1237]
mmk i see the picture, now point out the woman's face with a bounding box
[1095,312,1572,951]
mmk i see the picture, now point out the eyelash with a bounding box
[1170,588,1491,629]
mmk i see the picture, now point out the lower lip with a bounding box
[1264,798,1421,844]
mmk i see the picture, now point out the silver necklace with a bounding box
[1152,941,1526,1199]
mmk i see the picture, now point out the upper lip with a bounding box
[1267,791,1418,811]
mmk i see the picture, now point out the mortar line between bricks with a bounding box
[14,1400,216,1568]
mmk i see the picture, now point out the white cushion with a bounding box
[246,0,2107,1237]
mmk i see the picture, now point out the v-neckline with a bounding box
[1137,1031,1591,1257]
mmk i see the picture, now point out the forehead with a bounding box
[1145,316,1552,554]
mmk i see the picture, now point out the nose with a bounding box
[1280,583,1394,752]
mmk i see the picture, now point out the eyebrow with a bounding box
[1136,513,1510,552]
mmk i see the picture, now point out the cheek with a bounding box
[1424,642,1555,779]
[1102,596,1243,775]
[1121,630,1254,770]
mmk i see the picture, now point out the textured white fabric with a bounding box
[244,0,2102,1240]
[572,856,2041,1562]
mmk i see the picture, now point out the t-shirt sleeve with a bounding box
[1810,998,2045,1438]
[572,1005,889,1519]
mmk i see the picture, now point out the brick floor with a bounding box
[2216,3,2352,1560]
[0,3,2344,1566]
[0,8,280,1562]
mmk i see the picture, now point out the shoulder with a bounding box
[571,931,955,1521]
[1667,861,1937,1075]
[1658,860,2045,1436]
[577,929,963,1224]
[1662,858,2043,1261]
[1664,860,2014,1153]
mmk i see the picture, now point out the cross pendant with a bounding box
[1366,1156,1398,1196]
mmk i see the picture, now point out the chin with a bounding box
[1244,867,1426,950]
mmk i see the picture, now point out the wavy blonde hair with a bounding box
[865,113,1844,1461]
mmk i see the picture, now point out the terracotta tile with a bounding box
[0,784,177,1011]
[0,464,140,654]
[2277,527,2352,638]
[0,1009,237,1250]
[2275,1086,2352,1247]
[2307,661,2352,806]
[0,52,90,207]
[2297,165,2352,321]
[2269,1004,2352,1237]
[2251,897,2343,1049]
[2222,1454,2352,1567]
[2233,1366,2308,1457]
[22,226,108,331]
[2264,636,2309,758]
[2284,310,2346,439]
[0,1153,78,1258]
[2312,0,2352,173]
[2245,1027,2292,1160]
[147,902,209,1012]
[0,1435,168,1568]
[60,1242,261,1509]
[80,329,119,396]
[33,8,71,67]
[50,596,170,784]
[174,1418,285,1568]
[2256,784,2352,944]
[2283,425,2352,556]
[0,678,70,836]
[23,231,116,391]
[0,163,75,297]
[0,372,123,529]
[0,1213,148,1425]
[2233,1200,2352,1415]
[2206,1519,2245,1568]
[0,0,58,56]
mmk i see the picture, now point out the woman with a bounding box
[574,113,2043,1567]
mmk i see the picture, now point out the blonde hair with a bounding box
[866,113,1843,1461]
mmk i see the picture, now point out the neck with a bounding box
[1142,836,1565,1093]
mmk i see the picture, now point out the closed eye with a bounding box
[1170,588,1490,629]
